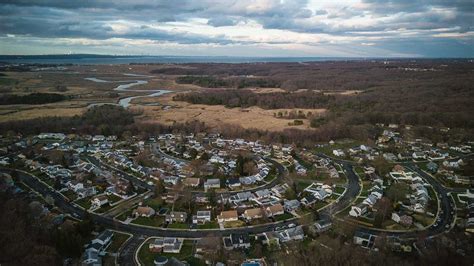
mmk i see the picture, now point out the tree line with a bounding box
[0,93,68,105]
[174,90,334,109]
[176,75,280,89]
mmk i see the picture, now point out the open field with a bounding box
[3,60,472,133]
[3,65,326,131]
[136,93,326,131]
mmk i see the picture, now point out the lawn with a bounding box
[168,223,189,229]
[353,167,365,178]
[314,201,329,210]
[143,197,162,210]
[106,232,131,253]
[295,180,312,192]
[115,209,134,221]
[95,204,114,214]
[197,221,219,229]
[334,186,346,194]
[138,239,197,265]
[452,193,467,209]
[313,140,362,157]
[75,197,92,210]
[131,216,164,227]
[275,212,294,221]
[224,220,246,228]
[63,190,78,201]
[412,213,435,227]
[37,174,55,187]
[108,194,123,204]
[264,172,277,182]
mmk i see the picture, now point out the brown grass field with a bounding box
[0,64,349,131]
[134,93,326,131]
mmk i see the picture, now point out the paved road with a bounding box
[319,161,361,219]
[86,154,285,197]
[102,191,153,218]
[2,160,360,265]
[3,168,299,237]
[152,143,190,165]
[84,155,154,191]
[117,234,145,266]
[317,154,457,240]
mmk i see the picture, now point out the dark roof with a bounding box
[231,233,250,245]
[154,256,168,264]
[97,230,113,242]
[226,178,241,185]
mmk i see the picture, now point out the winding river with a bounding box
[84,74,171,108]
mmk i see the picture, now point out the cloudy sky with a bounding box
[0,0,473,57]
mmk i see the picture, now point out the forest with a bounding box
[152,59,473,91]
[173,90,333,109]
[0,93,68,105]
[173,68,474,130]
[176,75,280,88]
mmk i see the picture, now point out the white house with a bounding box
[349,203,368,217]
[91,195,108,208]
[204,179,221,191]
[192,211,211,224]
[332,149,345,157]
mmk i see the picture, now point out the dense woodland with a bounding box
[0,190,95,265]
[0,93,68,105]
[174,64,474,130]
[176,75,280,88]
[174,90,333,109]
[152,60,473,91]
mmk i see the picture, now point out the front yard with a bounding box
[106,232,131,253]
[138,239,197,265]
[131,216,165,227]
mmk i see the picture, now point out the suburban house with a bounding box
[77,187,97,199]
[349,203,368,217]
[192,211,211,224]
[391,212,414,227]
[133,206,156,218]
[271,183,289,197]
[228,191,255,204]
[226,178,242,189]
[68,180,84,192]
[91,195,108,208]
[284,199,301,212]
[275,225,305,242]
[243,208,264,221]
[149,237,183,253]
[84,229,114,264]
[165,211,187,223]
[92,230,114,247]
[412,151,426,160]
[265,204,284,217]
[300,194,318,206]
[82,249,101,266]
[426,162,438,173]
[314,219,332,233]
[217,210,238,223]
[332,149,345,157]
[183,177,200,187]
[353,231,376,249]
[223,233,251,250]
[204,179,221,191]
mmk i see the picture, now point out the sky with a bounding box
[0,0,473,57]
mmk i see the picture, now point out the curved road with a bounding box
[5,151,457,264]
[318,153,457,240]
[85,154,286,197]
